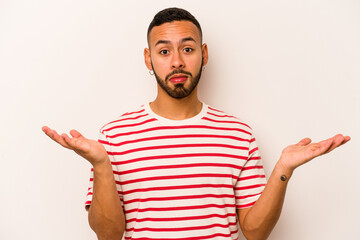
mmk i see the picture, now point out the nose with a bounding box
[171,51,185,69]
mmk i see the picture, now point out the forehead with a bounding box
[148,21,201,47]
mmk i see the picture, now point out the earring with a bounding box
[202,66,206,71]
[149,70,154,76]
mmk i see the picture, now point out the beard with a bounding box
[152,61,203,99]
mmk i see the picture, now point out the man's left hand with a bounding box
[278,134,351,175]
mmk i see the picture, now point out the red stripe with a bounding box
[103,114,149,129]
[103,118,157,132]
[126,212,237,223]
[121,184,234,195]
[101,134,250,147]
[238,174,266,181]
[237,201,256,208]
[249,147,258,155]
[208,106,225,113]
[113,163,243,176]
[125,203,236,214]
[235,184,266,191]
[98,139,110,144]
[111,153,248,165]
[107,143,248,156]
[207,112,250,130]
[106,125,251,139]
[250,137,256,143]
[248,156,261,161]
[85,201,91,205]
[117,173,239,185]
[207,112,236,119]
[243,165,264,171]
[125,232,233,240]
[126,222,237,232]
[100,110,146,130]
[202,117,251,129]
[237,192,262,200]
[124,194,235,204]
[121,109,145,116]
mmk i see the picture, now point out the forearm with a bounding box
[241,162,292,240]
[88,160,125,239]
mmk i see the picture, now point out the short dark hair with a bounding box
[147,7,202,44]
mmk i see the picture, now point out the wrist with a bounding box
[274,160,294,181]
[92,158,112,173]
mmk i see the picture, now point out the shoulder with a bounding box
[99,104,149,134]
[204,104,253,135]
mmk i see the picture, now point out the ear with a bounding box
[144,48,152,70]
[201,43,209,66]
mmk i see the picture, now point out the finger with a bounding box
[42,126,72,149]
[42,126,50,134]
[51,131,74,149]
[305,139,331,158]
[61,133,77,148]
[69,129,85,139]
[340,136,352,148]
[42,126,57,139]
[42,126,56,138]
[296,137,312,146]
[62,133,86,152]
[324,134,350,154]
[318,138,333,153]
[339,135,351,145]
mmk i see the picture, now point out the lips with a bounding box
[169,75,188,84]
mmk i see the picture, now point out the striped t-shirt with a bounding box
[86,102,266,240]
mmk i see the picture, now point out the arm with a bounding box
[88,160,125,240]
[42,126,125,239]
[237,134,350,240]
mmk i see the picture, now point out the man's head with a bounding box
[144,8,208,99]
[147,7,203,45]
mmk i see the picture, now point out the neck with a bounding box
[150,86,202,120]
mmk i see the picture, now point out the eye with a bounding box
[184,47,193,53]
[160,49,169,55]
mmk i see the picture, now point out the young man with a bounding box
[42,8,350,240]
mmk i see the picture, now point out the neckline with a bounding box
[144,102,208,125]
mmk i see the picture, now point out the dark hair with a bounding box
[147,7,202,43]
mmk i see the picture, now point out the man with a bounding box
[42,7,350,240]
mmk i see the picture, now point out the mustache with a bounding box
[165,69,193,81]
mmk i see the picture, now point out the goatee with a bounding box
[152,61,203,99]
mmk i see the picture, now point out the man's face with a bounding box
[145,21,208,99]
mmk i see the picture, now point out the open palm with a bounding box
[279,134,350,172]
[42,126,109,167]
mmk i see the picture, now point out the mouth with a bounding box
[169,74,188,84]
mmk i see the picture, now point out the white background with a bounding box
[1,0,359,239]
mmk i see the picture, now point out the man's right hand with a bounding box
[42,126,109,167]
[43,126,125,238]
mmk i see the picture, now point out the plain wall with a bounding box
[1,0,359,239]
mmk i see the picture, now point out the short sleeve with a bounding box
[234,135,267,209]
[85,131,124,210]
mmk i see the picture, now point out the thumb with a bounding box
[70,129,84,139]
[296,137,312,146]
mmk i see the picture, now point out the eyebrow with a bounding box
[154,37,197,47]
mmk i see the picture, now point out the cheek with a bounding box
[152,59,169,74]
[188,55,203,70]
